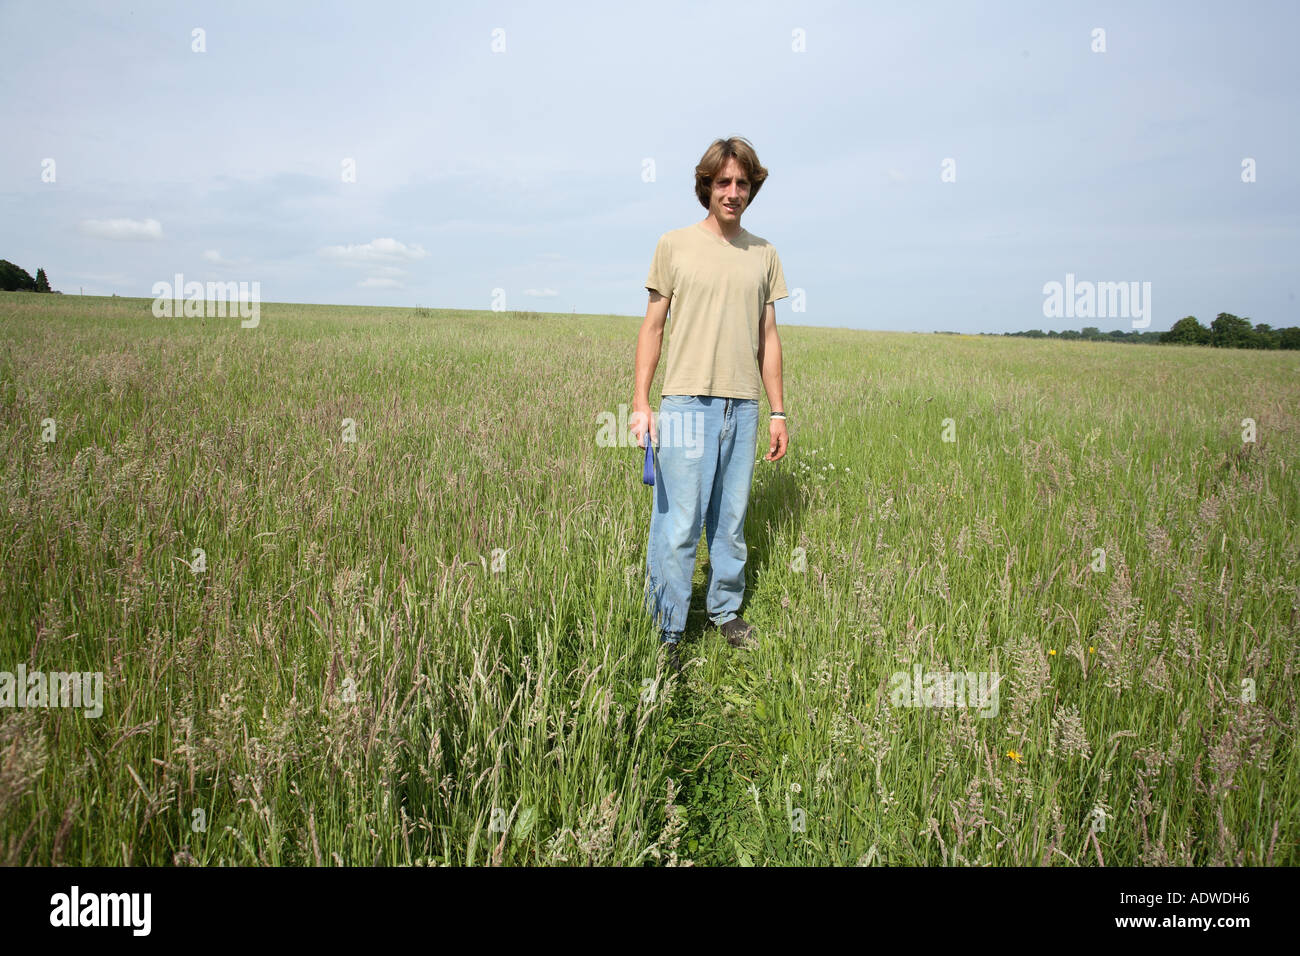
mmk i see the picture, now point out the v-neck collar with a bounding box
[696,221,745,246]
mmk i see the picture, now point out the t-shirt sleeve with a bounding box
[766,247,789,303]
[645,234,672,297]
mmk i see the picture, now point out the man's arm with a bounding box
[632,290,670,446]
[757,301,788,461]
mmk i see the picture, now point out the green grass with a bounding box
[1,290,1296,866]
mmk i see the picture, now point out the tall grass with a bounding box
[1,291,1295,865]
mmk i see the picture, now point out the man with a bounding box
[631,137,789,672]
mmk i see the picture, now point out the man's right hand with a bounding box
[630,403,657,449]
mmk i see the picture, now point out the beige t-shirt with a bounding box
[644,222,788,401]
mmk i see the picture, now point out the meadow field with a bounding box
[1,290,1296,866]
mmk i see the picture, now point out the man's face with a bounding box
[710,157,750,223]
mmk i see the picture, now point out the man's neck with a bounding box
[701,213,743,242]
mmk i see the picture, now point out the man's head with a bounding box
[695,137,769,223]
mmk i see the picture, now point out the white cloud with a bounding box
[358,277,401,288]
[319,237,428,263]
[524,288,558,297]
[202,249,238,266]
[79,217,163,241]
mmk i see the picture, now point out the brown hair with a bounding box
[694,137,769,211]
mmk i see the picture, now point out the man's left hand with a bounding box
[764,418,788,462]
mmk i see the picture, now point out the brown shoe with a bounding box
[719,616,758,649]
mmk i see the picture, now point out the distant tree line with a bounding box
[984,314,1299,349]
[0,260,56,293]
[1158,313,1300,349]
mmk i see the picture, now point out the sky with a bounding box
[1,0,1297,334]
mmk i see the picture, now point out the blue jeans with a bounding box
[644,395,760,644]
